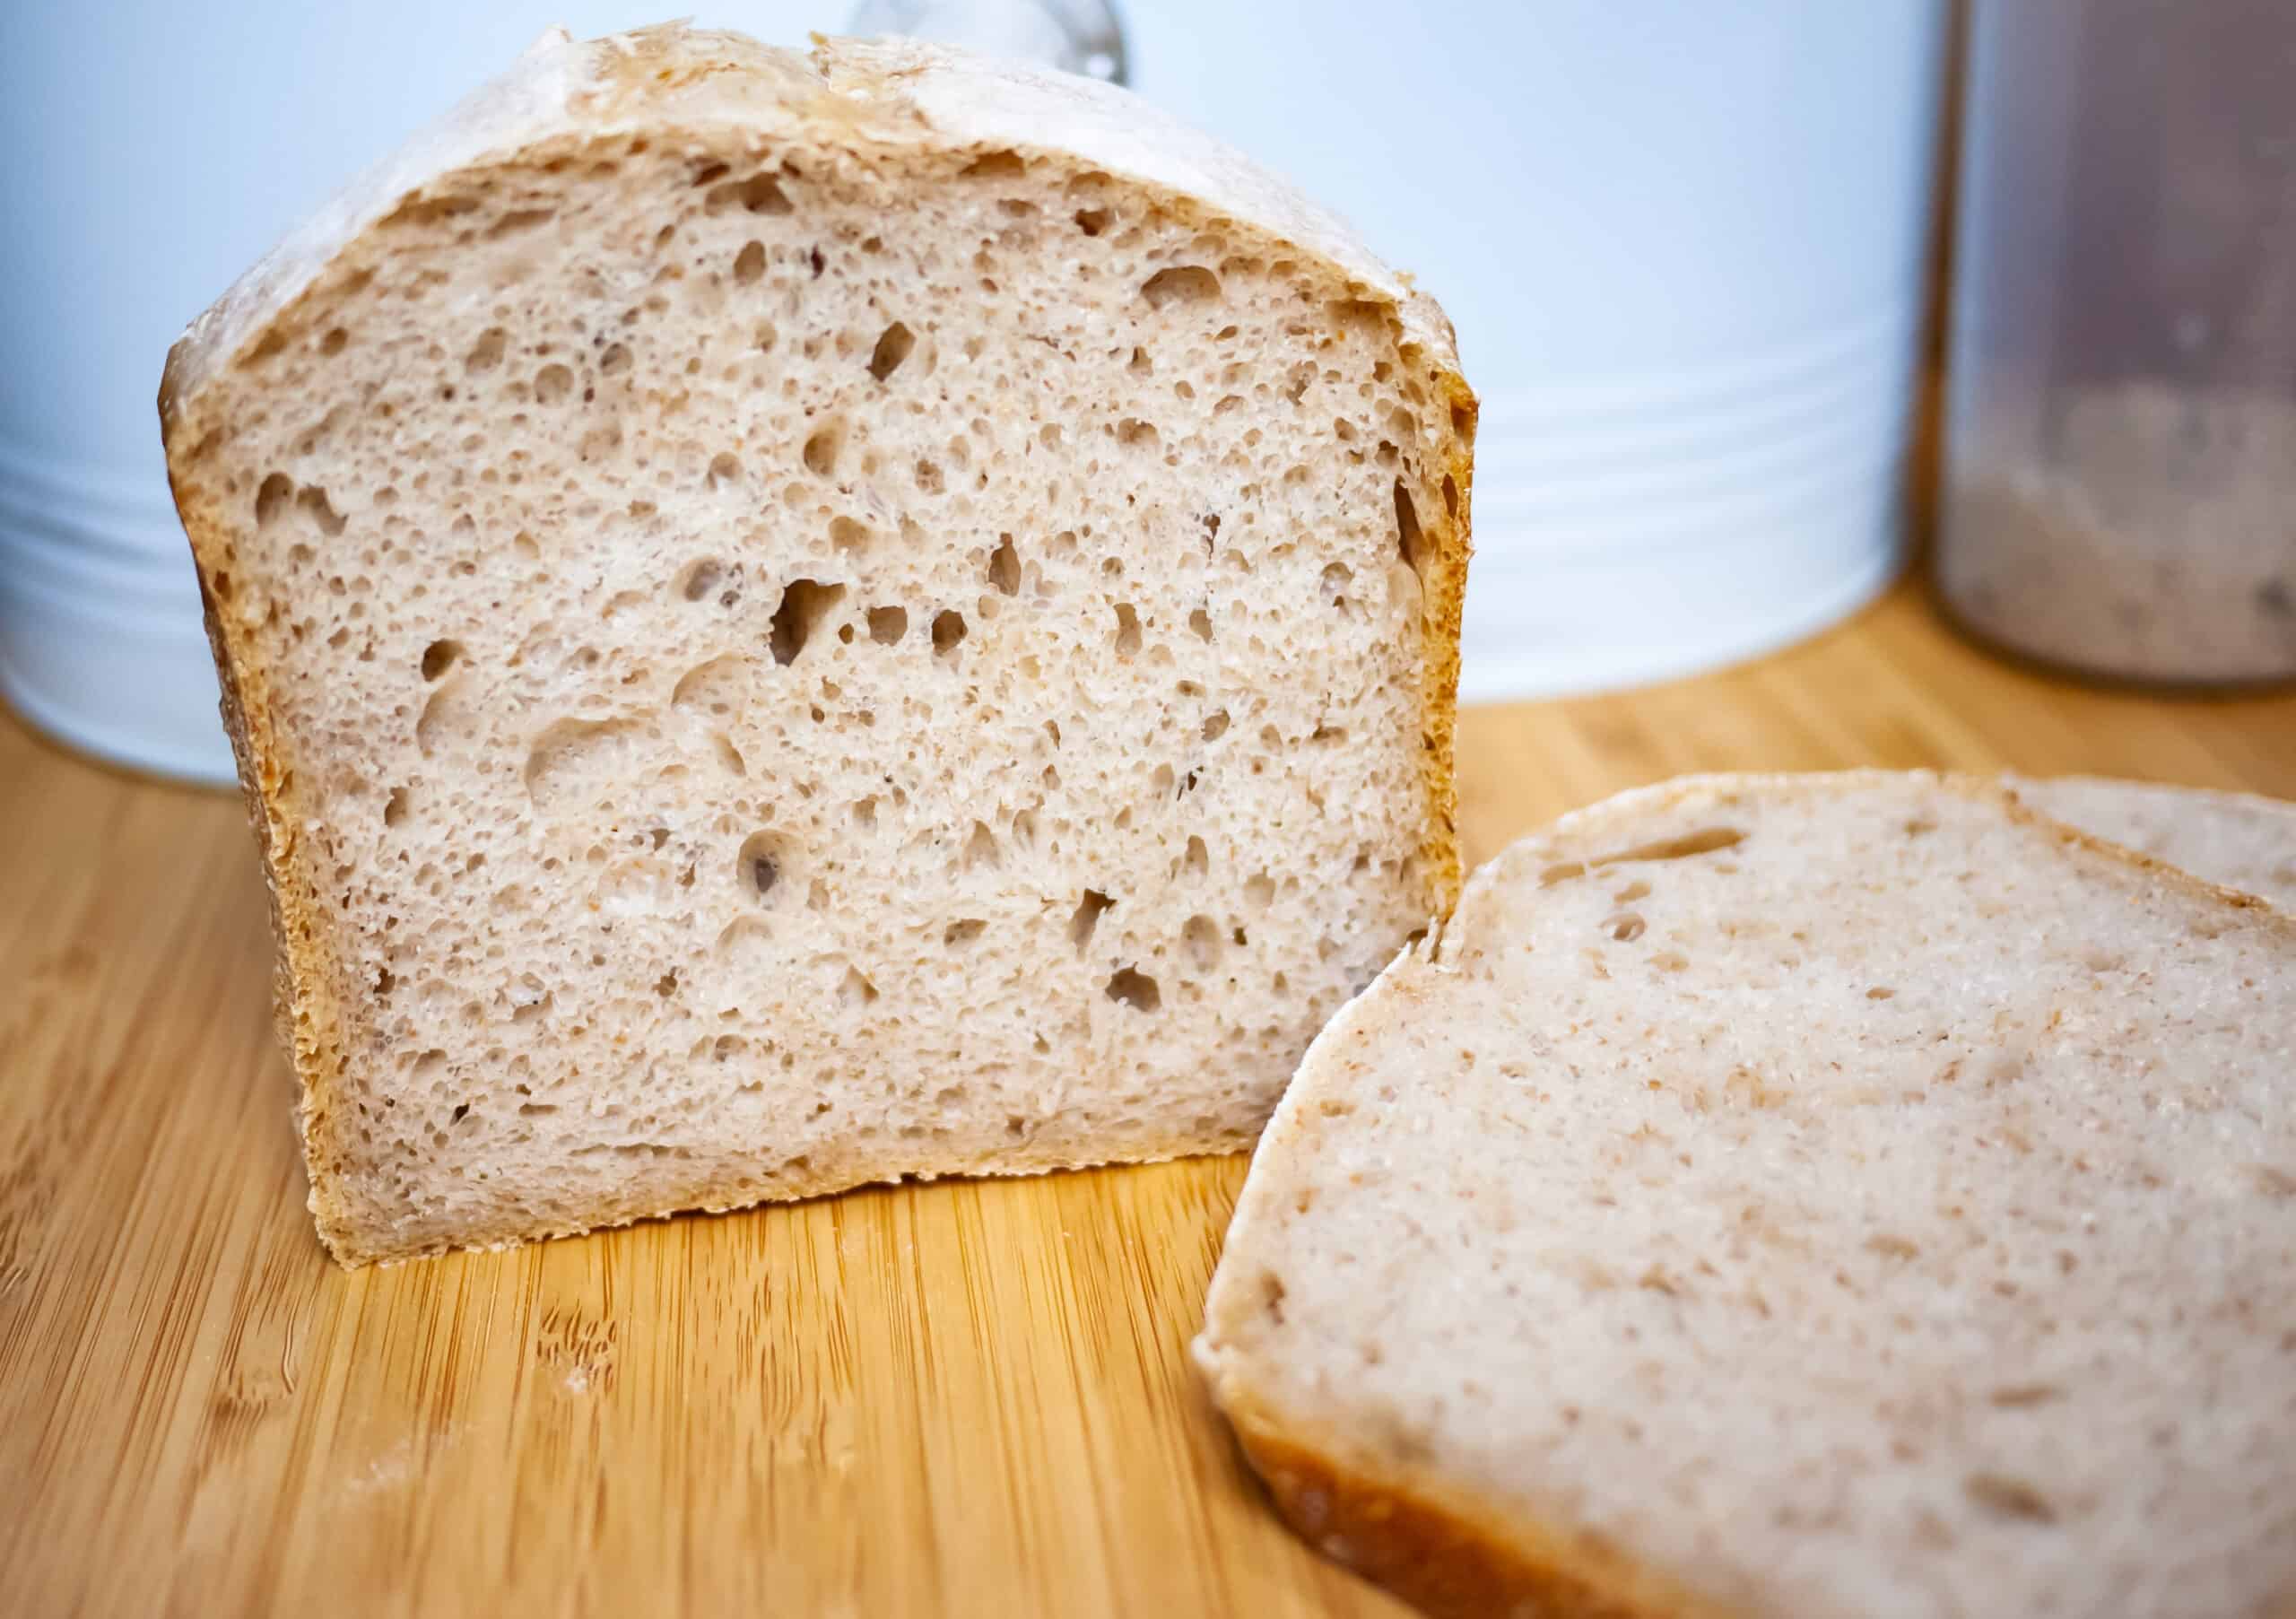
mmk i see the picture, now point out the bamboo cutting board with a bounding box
[4,581,2294,1618]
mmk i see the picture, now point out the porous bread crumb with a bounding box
[161,28,1473,1263]
[1199,772,2296,1619]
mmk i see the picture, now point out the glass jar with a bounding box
[1935,0,2296,685]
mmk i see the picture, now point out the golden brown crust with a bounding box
[161,453,361,1253]
[1225,1404,1742,1619]
[1416,373,1474,912]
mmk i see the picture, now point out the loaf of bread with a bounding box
[159,25,1473,1263]
[2009,774,2296,909]
[1197,772,2296,1619]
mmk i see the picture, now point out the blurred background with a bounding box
[2,0,2290,785]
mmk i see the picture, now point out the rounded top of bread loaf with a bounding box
[161,22,1460,425]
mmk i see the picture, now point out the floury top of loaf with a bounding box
[158,24,1474,1263]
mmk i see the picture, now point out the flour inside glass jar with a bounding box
[1940,379,2296,684]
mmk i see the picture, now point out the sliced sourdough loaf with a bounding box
[2009,775,2296,909]
[1196,772,2296,1619]
[160,24,1472,1263]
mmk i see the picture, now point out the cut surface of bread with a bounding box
[1197,772,2296,1619]
[159,25,1472,1263]
[2009,775,2296,910]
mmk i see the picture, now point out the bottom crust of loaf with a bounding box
[1222,1400,1741,1619]
[321,1125,1263,1266]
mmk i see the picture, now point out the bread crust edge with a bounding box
[1222,1399,1744,1619]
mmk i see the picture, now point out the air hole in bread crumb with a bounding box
[415,678,479,758]
[1182,915,1222,971]
[1595,828,1745,868]
[255,473,294,527]
[1866,986,1897,1001]
[914,458,944,494]
[944,919,987,948]
[770,579,846,665]
[679,560,728,602]
[521,718,640,809]
[737,831,792,903]
[867,606,907,644]
[1109,603,1143,657]
[1105,968,1160,1012]
[420,640,465,681]
[1070,889,1114,953]
[1394,480,1424,573]
[1117,417,1158,449]
[1184,837,1212,880]
[708,452,743,490]
[988,535,1021,596]
[931,610,968,656]
[1963,1474,2056,1525]
[830,516,870,553]
[295,485,347,536]
[1188,608,1214,643]
[1142,266,1221,309]
[963,820,1001,870]
[1605,912,1647,943]
[1202,709,1230,741]
[867,322,915,381]
[802,421,845,478]
[465,328,508,373]
[740,173,794,213]
[1074,207,1111,235]
[1259,1271,1287,1324]
[384,788,409,828]
[839,966,879,1006]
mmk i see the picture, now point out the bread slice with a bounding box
[158,25,1473,1264]
[1196,772,2296,1619]
[2009,775,2296,910]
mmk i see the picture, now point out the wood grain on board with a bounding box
[4,580,2293,1617]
